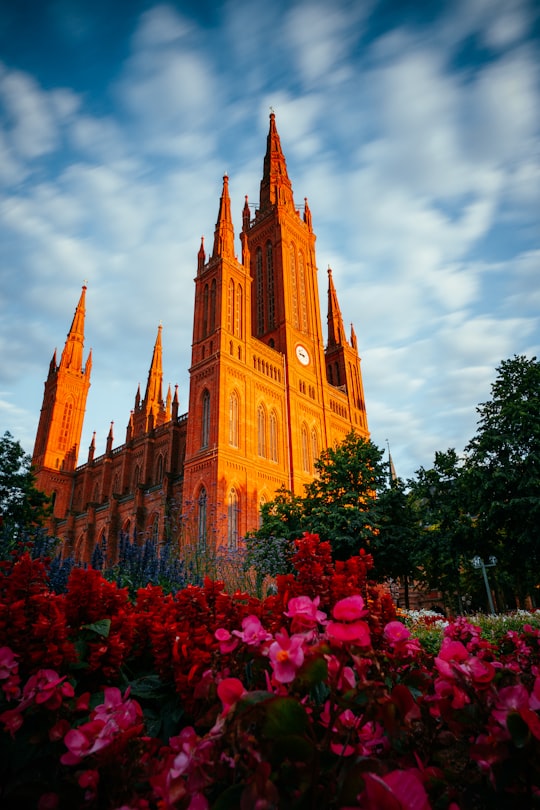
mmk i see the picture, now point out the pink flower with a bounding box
[214,628,239,654]
[362,768,431,810]
[217,678,246,714]
[326,619,371,647]
[23,669,74,711]
[332,594,367,621]
[268,629,305,683]
[232,615,272,646]
[285,595,327,633]
[384,621,412,644]
[0,706,24,737]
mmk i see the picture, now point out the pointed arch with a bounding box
[201,389,210,448]
[311,427,319,473]
[227,487,239,548]
[298,251,308,332]
[198,487,207,545]
[289,242,299,328]
[202,283,209,337]
[236,283,243,337]
[155,454,164,484]
[256,247,264,335]
[301,423,310,473]
[257,403,267,457]
[269,409,278,462]
[227,278,234,332]
[266,241,275,329]
[229,389,239,447]
[58,397,74,451]
[210,279,217,333]
[133,464,140,490]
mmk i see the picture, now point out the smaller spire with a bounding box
[386,440,398,486]
[48,349,58,376]
[134,384,141,409]
[143,325,164,417]
[88,431,96,463]
[166,384,172,420]
[303,198,312,230]
[350,323,358,351]
[212,175,236,260]
[126,411,134,442]
[106,422,114,454]
[242,195,250,232]
[172,384,179,419]
[197,236,206,273]
[327,267,347,347]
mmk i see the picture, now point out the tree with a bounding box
[0,432,51,534]
[466,355,540,605]
[252,433,387,564]
[408,449,474,613]
[371,478,421,609]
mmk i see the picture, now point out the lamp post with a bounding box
[471,556,497,614]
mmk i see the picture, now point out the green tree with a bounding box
[466,355,540,605]
[408,449,474,613]
[371,478,421,609]
[0,431,51,534]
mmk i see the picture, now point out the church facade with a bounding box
[32,114,369,559]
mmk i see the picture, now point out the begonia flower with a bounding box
[0,646,18,679]
[285,595,327,633]
[217,677,246,714]
[327,619,371,647]
[214,628,239,654]
[232,615,272,646]
[268,629,305,683]
[332,594,367,621]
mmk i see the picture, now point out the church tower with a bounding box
[32,285,92,518]
[183,113,369,546]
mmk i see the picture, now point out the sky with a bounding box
[1,0,539,482]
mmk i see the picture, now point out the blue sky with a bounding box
[1,0,539,481]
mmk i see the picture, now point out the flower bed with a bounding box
[0,534,539,808]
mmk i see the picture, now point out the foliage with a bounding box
[466,355,540,602]
[0,432,51,535]
[253,434,388,563]
[1,535,540,808]
[370,478,420,608]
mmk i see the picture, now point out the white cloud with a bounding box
[0,69,58,159]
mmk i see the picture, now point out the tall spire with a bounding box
[143,325,164,414]
[259,112,295,212]
[212,175,235,259]
[327,268,347,347]
[59,284,87,372]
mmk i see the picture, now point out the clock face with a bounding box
[295,344,310,366]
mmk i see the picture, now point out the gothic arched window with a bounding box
[269,410,278,462]
[156,454,163,483]
[201,389,210,448]
[301,424,310,473]
[266,241,275,329]
[289,243,299,328]
[257,403,267,457]
[227,488,238,548]
[198,487,207,545]
[311,428,319,473]
[236,283,243,337]
[256,247,264,335]
[298,251,308,332]
[202,284,209,338]
[227,279,234,332]
[229,390,239,447]
[210,279,217,333]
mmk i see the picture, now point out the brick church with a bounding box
[32,113,369,559]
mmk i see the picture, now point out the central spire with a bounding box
[143,324,164,415]
[212,174,235,259]
[259,112,295,212]
[60,284,88,372]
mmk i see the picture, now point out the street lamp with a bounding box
[471,555,497,614]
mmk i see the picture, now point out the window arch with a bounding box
[227,278,234,332]
[112,473,120,495]
[289,243,299,328]
[58,398,74,451]
[269,410,278,462]
[210,279,216,333]
[298,251,308,332]
[266,241,275,329]
[202,284,209,337]
[227,488,239,548]
[311,428,319,473]
[229,390,239,447]
[201,389,210,448]
[236,283,243,337]
[257,404,267,457]
[301,424,310,473]
[149,514,159,542]
[198,487,207,545]
[133,465,140,490]
[256,247,264,334]
[258,495,267,528]
[156,454,164,483]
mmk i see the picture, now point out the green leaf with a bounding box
[262,696,309,738]
[82,618,111,637]
[211,784,245,809]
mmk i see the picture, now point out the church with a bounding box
[32,113,369,559]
